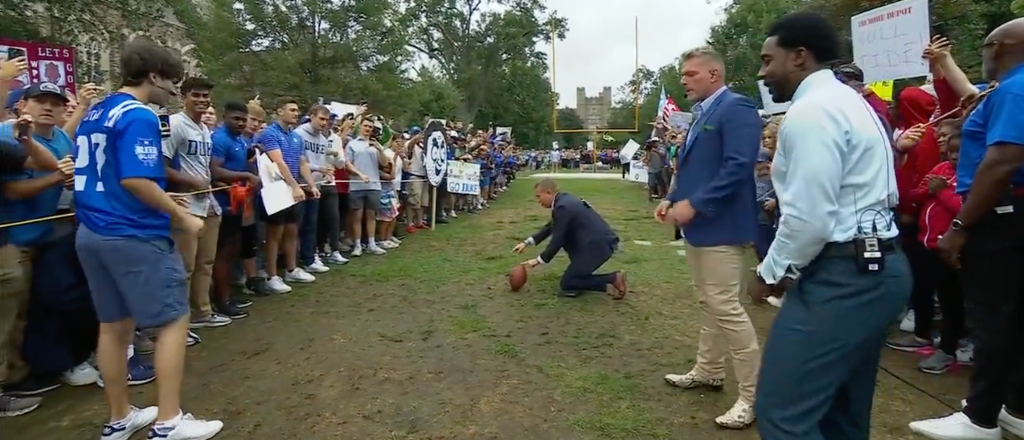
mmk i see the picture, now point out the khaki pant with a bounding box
[0,245,31,384]
[171,215,221,319]
[685,243,761,405]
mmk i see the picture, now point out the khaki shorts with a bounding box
[408,178,428,208]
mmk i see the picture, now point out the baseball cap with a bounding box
[23,82,69,103]
[4,86,27,111]
[834,64,864,82]
[409,126,422,135]
[647,137,661,143]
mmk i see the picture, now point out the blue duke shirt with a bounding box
[957,63,1024,193]
[211,125,252,213]
[758,70,900,284]
[73,93,170,238]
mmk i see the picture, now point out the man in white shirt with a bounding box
[404,127,428,230]
[751,12,911,440]
[162,77,232,329]
[295,105,333,273]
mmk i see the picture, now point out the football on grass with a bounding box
[509,264,528,292]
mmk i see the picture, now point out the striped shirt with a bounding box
[256,121,302,177]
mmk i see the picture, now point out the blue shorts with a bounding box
[75,225,189,329]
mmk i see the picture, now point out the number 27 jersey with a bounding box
[73,92,170,239]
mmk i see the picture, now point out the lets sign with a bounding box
[0,38,77,95]
[850,0,930,83]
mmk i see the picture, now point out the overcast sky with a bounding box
[542,0,723,108]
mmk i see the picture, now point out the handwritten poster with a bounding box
[757,80,791,115]
[445,160,481,195]
[0,38,77,95]
[850,0,930,83]
[868,80,895,101]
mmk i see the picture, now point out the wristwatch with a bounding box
[950,218,965,231]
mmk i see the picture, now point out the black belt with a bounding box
[819,238,897,258]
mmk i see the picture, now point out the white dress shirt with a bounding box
[758,70,900,284]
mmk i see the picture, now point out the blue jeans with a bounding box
[755,243,910,440]
[298,198,320,266]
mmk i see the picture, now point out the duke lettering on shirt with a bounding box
[161,112,220,217]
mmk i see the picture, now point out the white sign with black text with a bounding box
[446,160,481,195]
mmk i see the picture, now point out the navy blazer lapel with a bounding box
[679,89,731,163]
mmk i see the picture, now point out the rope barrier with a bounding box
[0,178,434,230]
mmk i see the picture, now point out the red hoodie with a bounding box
[894,86,941,217]
[905,161,961,249]
[864,90,892,128]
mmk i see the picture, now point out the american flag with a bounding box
[657,86,680,124]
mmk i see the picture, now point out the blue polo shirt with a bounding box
[0,123,74,246]
[255,121,302,178]
[211,125,251,213]
[957,63,1024,193]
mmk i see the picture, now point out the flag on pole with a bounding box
[650,86,680,140]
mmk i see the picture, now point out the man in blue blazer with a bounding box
[656,46,762,430]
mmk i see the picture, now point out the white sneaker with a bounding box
[148,412,224,440]
[304,256,330,274]
[285,268,316,283]
[101,405,158,440]
[663,370,725,390]
[900,310,916,333]
[909,412,1001,439]
[326,251,349,265]
[956,341,974,365]
[186,330,202,346]
[63,362,99,386]
[449,211,458,218]
[959,400,1024,437]
[379,240,398,250]
[766,295,785,308]
[350,246,363,257]
[715,399,755,429]
[389,236,402,245]
[267,276,292,294]
[366,245,387,255]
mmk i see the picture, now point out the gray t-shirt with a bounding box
[647,147,665,172]
[345,137,381,191]
[161,112,219,216]
[296,122,330,185]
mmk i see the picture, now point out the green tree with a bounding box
[553,107,586,149]
[401,0,566,137]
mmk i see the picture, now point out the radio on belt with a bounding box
[853,236,884,273]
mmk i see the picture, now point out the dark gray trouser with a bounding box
[561,240,618,293]
[961,194,1024,428]
[755,244,910,440]
[317,186,341,253]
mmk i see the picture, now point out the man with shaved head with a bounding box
[510,178,627,299]
[910,18,1024,440]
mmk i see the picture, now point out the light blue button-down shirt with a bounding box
[685,85,727,145]
[758,70,900,284]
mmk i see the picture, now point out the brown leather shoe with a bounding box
[611,271,628,300]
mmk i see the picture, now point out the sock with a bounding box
[127,344,135,359]
[368,238,376,247]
